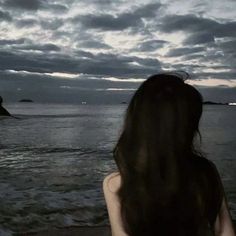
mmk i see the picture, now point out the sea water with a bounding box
[0,103,235,234]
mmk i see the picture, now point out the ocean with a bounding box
[0,103,235,235]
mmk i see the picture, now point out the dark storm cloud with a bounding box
[218,39,236,53]
[74,13,138,31]
[163,62,202,74]
[165,14,236,72]
[75,50,94,58]
[0,70,137,104]
[183,32,215,45]
[0,50,76,73]
[136,39,168,52]
[3,0,43,11]
[182,54,206,61]
[0,38,25,45]
[73,2,162,30]
[160,14,217,33]
[77,40,112,49]
[44,3,68,12]
[16,43,61,52]
[15,18,38,28]
[0,0,235,104]
[215,21,236,37]
[131,2,162,18]
[82,0,113,5]
[160,14,236,37]
[195,70,236,80]
[0,39,62,54]
[166,46,205,57]
[0,9,12,21]
[0,49,161,77]
[2,0,68,13]
[189,40,236,66]
[40,19,64,30]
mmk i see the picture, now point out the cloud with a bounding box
[0,9,12,21]
[15,18,38,28]
[16,43,61,52]
[74,13,139,31]
[0,69,139,104]
[76,0,114,5]
[215,21,236,37]
[0,49,162,77]
[76,50,95,58]
[166,46,205,57]
[0,69,235,104]
[183,32,215,45]
[160,14,217,33]
[159,14,236,37]
[0,0,235,103]
[77,40,112,49]
[40,19,64,30]
[43,3,68,13]
[3,0,43,11]
[130,2,163,18]
[72,2,162,31]
[187,78,236,88]
[2,0,68,13]
[218,39,236,53]
[135,39,168,52]
[0,38,25,45]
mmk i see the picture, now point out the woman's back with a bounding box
[104,157,225,236]
[103,73,235,236]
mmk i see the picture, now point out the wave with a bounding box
[0,145,112,156]
[11,114,98,119]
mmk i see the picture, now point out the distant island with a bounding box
[203,101,228,105]
[19,99,34,103]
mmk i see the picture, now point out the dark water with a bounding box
[0,103,235,235]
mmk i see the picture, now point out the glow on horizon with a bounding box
[95,88,136,91]
[4,69,236,88]
[101,77,145,82]
[186,78,236,88]
[44,72,82,79]
[5,70,83,79]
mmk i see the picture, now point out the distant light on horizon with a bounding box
[95,88,136,91]
[45,72,82,79]
[187,79,236,88]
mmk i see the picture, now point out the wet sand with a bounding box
[21,221,236,236]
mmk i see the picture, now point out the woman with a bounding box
[103,73,235,236]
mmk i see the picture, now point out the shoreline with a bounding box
[19,221,236,236]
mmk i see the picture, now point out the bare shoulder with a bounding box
[103,172,121,193]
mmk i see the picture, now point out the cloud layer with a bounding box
[0,0,235,103]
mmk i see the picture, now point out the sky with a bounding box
[0,0,235,104]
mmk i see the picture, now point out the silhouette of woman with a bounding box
[0,96,11,116]
[103,73,235,236]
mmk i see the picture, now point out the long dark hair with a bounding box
[113,73,222,236]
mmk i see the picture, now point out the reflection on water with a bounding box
[0,104,235,234]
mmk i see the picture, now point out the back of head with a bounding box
[125,74,203,153]
[113,73,215,236]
